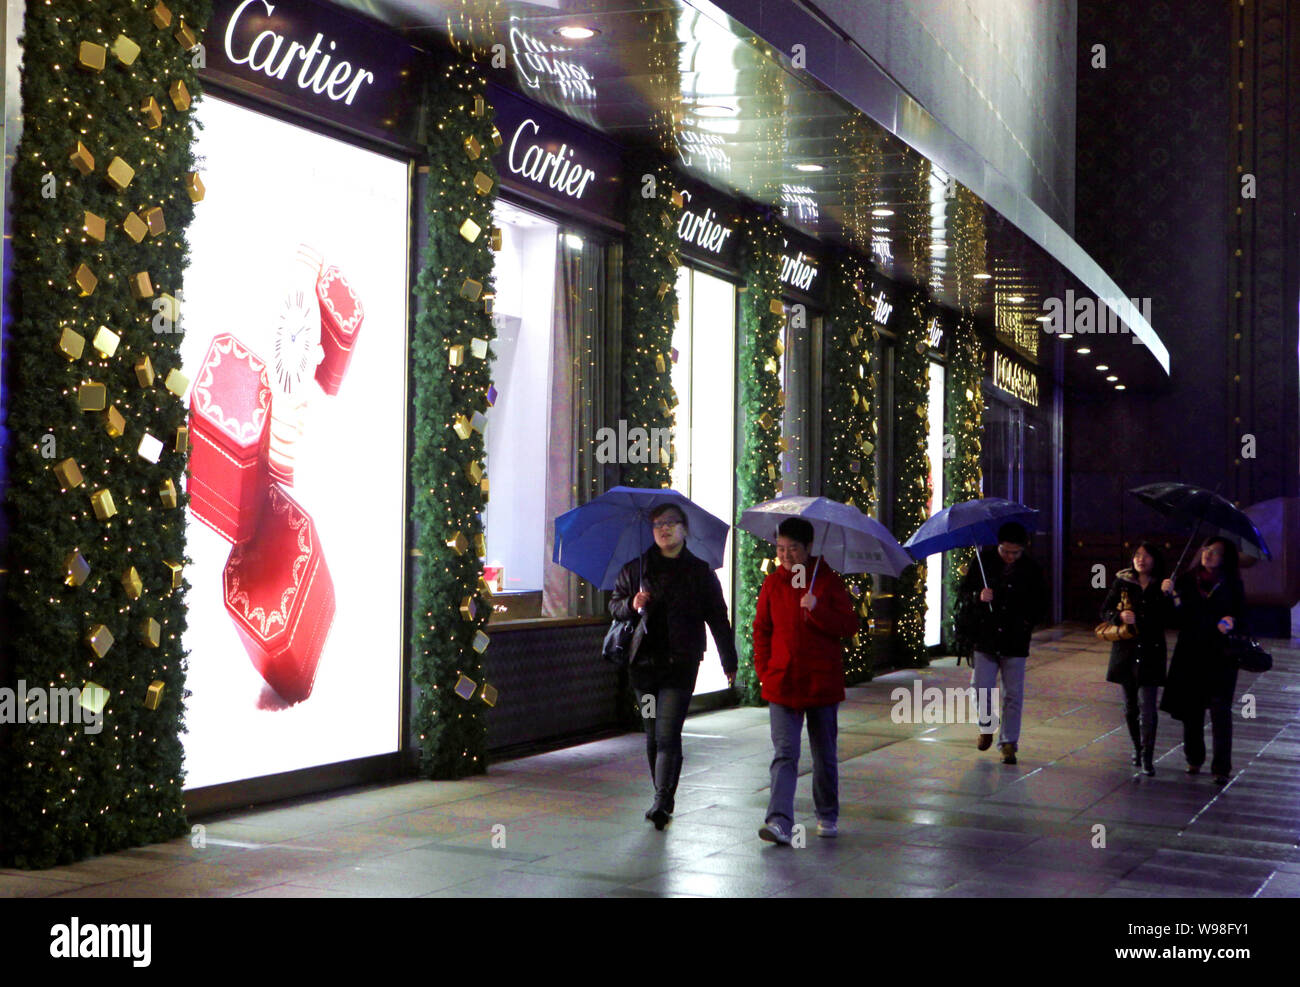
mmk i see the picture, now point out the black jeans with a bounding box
[1121,681,1159,756]
[634,663,698,813]
[1183,692,1235,776]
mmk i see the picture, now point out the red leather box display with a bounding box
[189,333,273,544]
[314,265,364,396]
[223,484,336,704]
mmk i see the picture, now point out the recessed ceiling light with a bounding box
[1077,347,1091,354]
[1007,295,1025,304]
[1058,333,1073,340]
[794,162,824,172]
[1096,364,1109,371]
[1115,384,1126,390]
[692,103,736,118]
[554,26,599,40]
[1036,315,1052,322]
[871,208,894,218]
[1106,375,1118,382]
[974,272,992,280]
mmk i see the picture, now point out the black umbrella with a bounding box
[1128,482,1271,578]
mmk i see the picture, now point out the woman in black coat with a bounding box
[609,502,737,829]
[1099,541,1172,775]
[1159,537,1246,785]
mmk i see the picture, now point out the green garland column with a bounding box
[1,1,211,868]
[821,251,880,683]
[620,162,682,489]
[734,211,784,705]
[409,61,499,779]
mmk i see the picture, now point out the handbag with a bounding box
[1095,587,1138,642]
[1224,634,1272,673]
[602,618,639,665]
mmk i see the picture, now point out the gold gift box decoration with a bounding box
[473,171,493,195]
[92,326,120,358]
[656,281,671,301]
[764,356,778,375]
[472,630,490,654]
[757,411,774,430]
[448,344,465,368]
[769,298,785,316]
[91,489,118,521]
[767,463,777,481]
[144,206,166,237]
[54,458,84,490]
[129,271,154,300]
[459,218,482,242]
[135,355,155,387]
[174,19,198,51]
[85,625,114,658]
[185,172,205,202]
[106,156,135,190]
[123,211,148,243]
[141,617,161,648]
[69,141,95,176]
[670,190,684,208]
[122,566,143,600]
[163,368,188,398]
[463,135,482,160]
[169,78,191,111]
[160,477,178,509]
[142,96,163,129]
[174,426,189,454]
[80,682,110,715]
[490,125,503,149]
[459,278,483,301]
[105,405,126,438]
[459,596,477,621]
[777,437,789,452]
[164,560,183,590]
[57,327,86,361]
[481,683,498,707]
[452,414,472,439]
[470,411,487,434]
[774,336,785,357]
[454,674,477,701]
[112,34,141,66]
[472,94,486,118]
[73,263,98,297]
[145,680,165,709]
[447,530,469,556]
[483,295,494,316]
[77,41,107,72]
[465,460,483,484]
[152,2,173,28]
[78,382,107,412]
[474,533,486,558]
[490,227,502,251]
[654,354,666,373]
[480,476,490,500]
[470,337,488,360]
[64,551,90,587]
[83,210,106,243]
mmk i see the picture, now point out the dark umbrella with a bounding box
[1128,482,1271,578]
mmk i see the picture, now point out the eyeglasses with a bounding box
[652,520,682,530]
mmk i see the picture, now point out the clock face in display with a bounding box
[274,286,321,394]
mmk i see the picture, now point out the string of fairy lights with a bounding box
[2,0,205,868]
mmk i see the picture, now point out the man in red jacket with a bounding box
[753,517,860,845]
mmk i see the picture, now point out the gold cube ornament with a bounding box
[480,476,490,500]
[481,683,499,707]
[452,414,472,439]
[490,125,503,149]
[123,211,148,243]
[470,411,487,434]
[473,171,493,195]
[143,206,166,237]
[169,78,191,111]
[459,278,483,302]
[164,368,189,398]
[129,271,154,300]
[73,263,98,297]
[91,489,118,521]
[670,190,684,208]
[151,2,173,29]
[465,460,484,484]
[459,218,481,243]
[160,477,178,509]
[448,344,465,368]
[654,354,666,373]
[483,295,494,316]
[470,337,488,360]
[769,298,785,316]
[122,566,143,600]
[185,172,205,202]
[447,530,468,556]
[112,34,141,65]
[490,227,503,251]
[472,94,486,118]
[144,680,165,709]
[80,681,110,714]
[758,411,774,430]
[174,426,189,454]
[459,596,477,621]
[474,533,486,558]
[54,458,84,490]
[472,630,490,654]
[57,327,86,361]
[142,96,163,129]
[454,675,477,701]
[78,382,107,412]
[165,560,183,590]
[92,326,120,358]
[69,141,95,176]
[135,355,155,387]
[463,135,481,160]
[83,211,106,243]
[104,405,126,438]
[77,41,107,72]
[141,618,161,649]
[106,156,135,190]
[85,624,114,658]
[64,551,90,587]
[174,20,198,51]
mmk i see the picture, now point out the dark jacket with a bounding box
[610,546,738,680]
[1160,568,1245,720]
[957,547,1048,658]
[1100,568,1173,686]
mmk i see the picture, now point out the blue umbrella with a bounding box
[1129,482,1271,566]
[904,497,1039,599]
[552,486,730,590]
[737,495,914,590]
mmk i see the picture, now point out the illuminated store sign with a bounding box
[871,290,893,326]
[677,188,736,255]
[509,24,596,100]
[507,119,599,201]
[992,351,1039,407]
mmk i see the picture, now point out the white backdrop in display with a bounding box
[180,97,408,789]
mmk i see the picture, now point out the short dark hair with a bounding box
[649,502,687,530]
[1132,540,1166,580]
[777,517,815,548]
[997,521,1028,546]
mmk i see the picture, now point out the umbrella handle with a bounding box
[975,549,993,611]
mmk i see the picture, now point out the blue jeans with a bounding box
[766,702,839,830]
[973,651,1026,746]
[635,685,693,812]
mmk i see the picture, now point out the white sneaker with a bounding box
[816,820,838,838]
[758,821,792,845]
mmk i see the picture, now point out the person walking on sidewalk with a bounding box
[753,517,860,845]
[1159,537,1246,786]
[1100,541,1173,775]
[958,522,1049,765]
[610,502,738,830]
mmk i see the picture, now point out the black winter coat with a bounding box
[1100,568,1172,687]
[1159,569,1245,720]
[610,547,738,684]
[957,548,1048,658]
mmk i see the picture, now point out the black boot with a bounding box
[1142,750,1155,776]
[1126,713,1142,767]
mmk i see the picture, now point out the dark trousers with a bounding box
[634,679,696,813]
[1183,693,1234,776]
[1121,681,1159,756]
